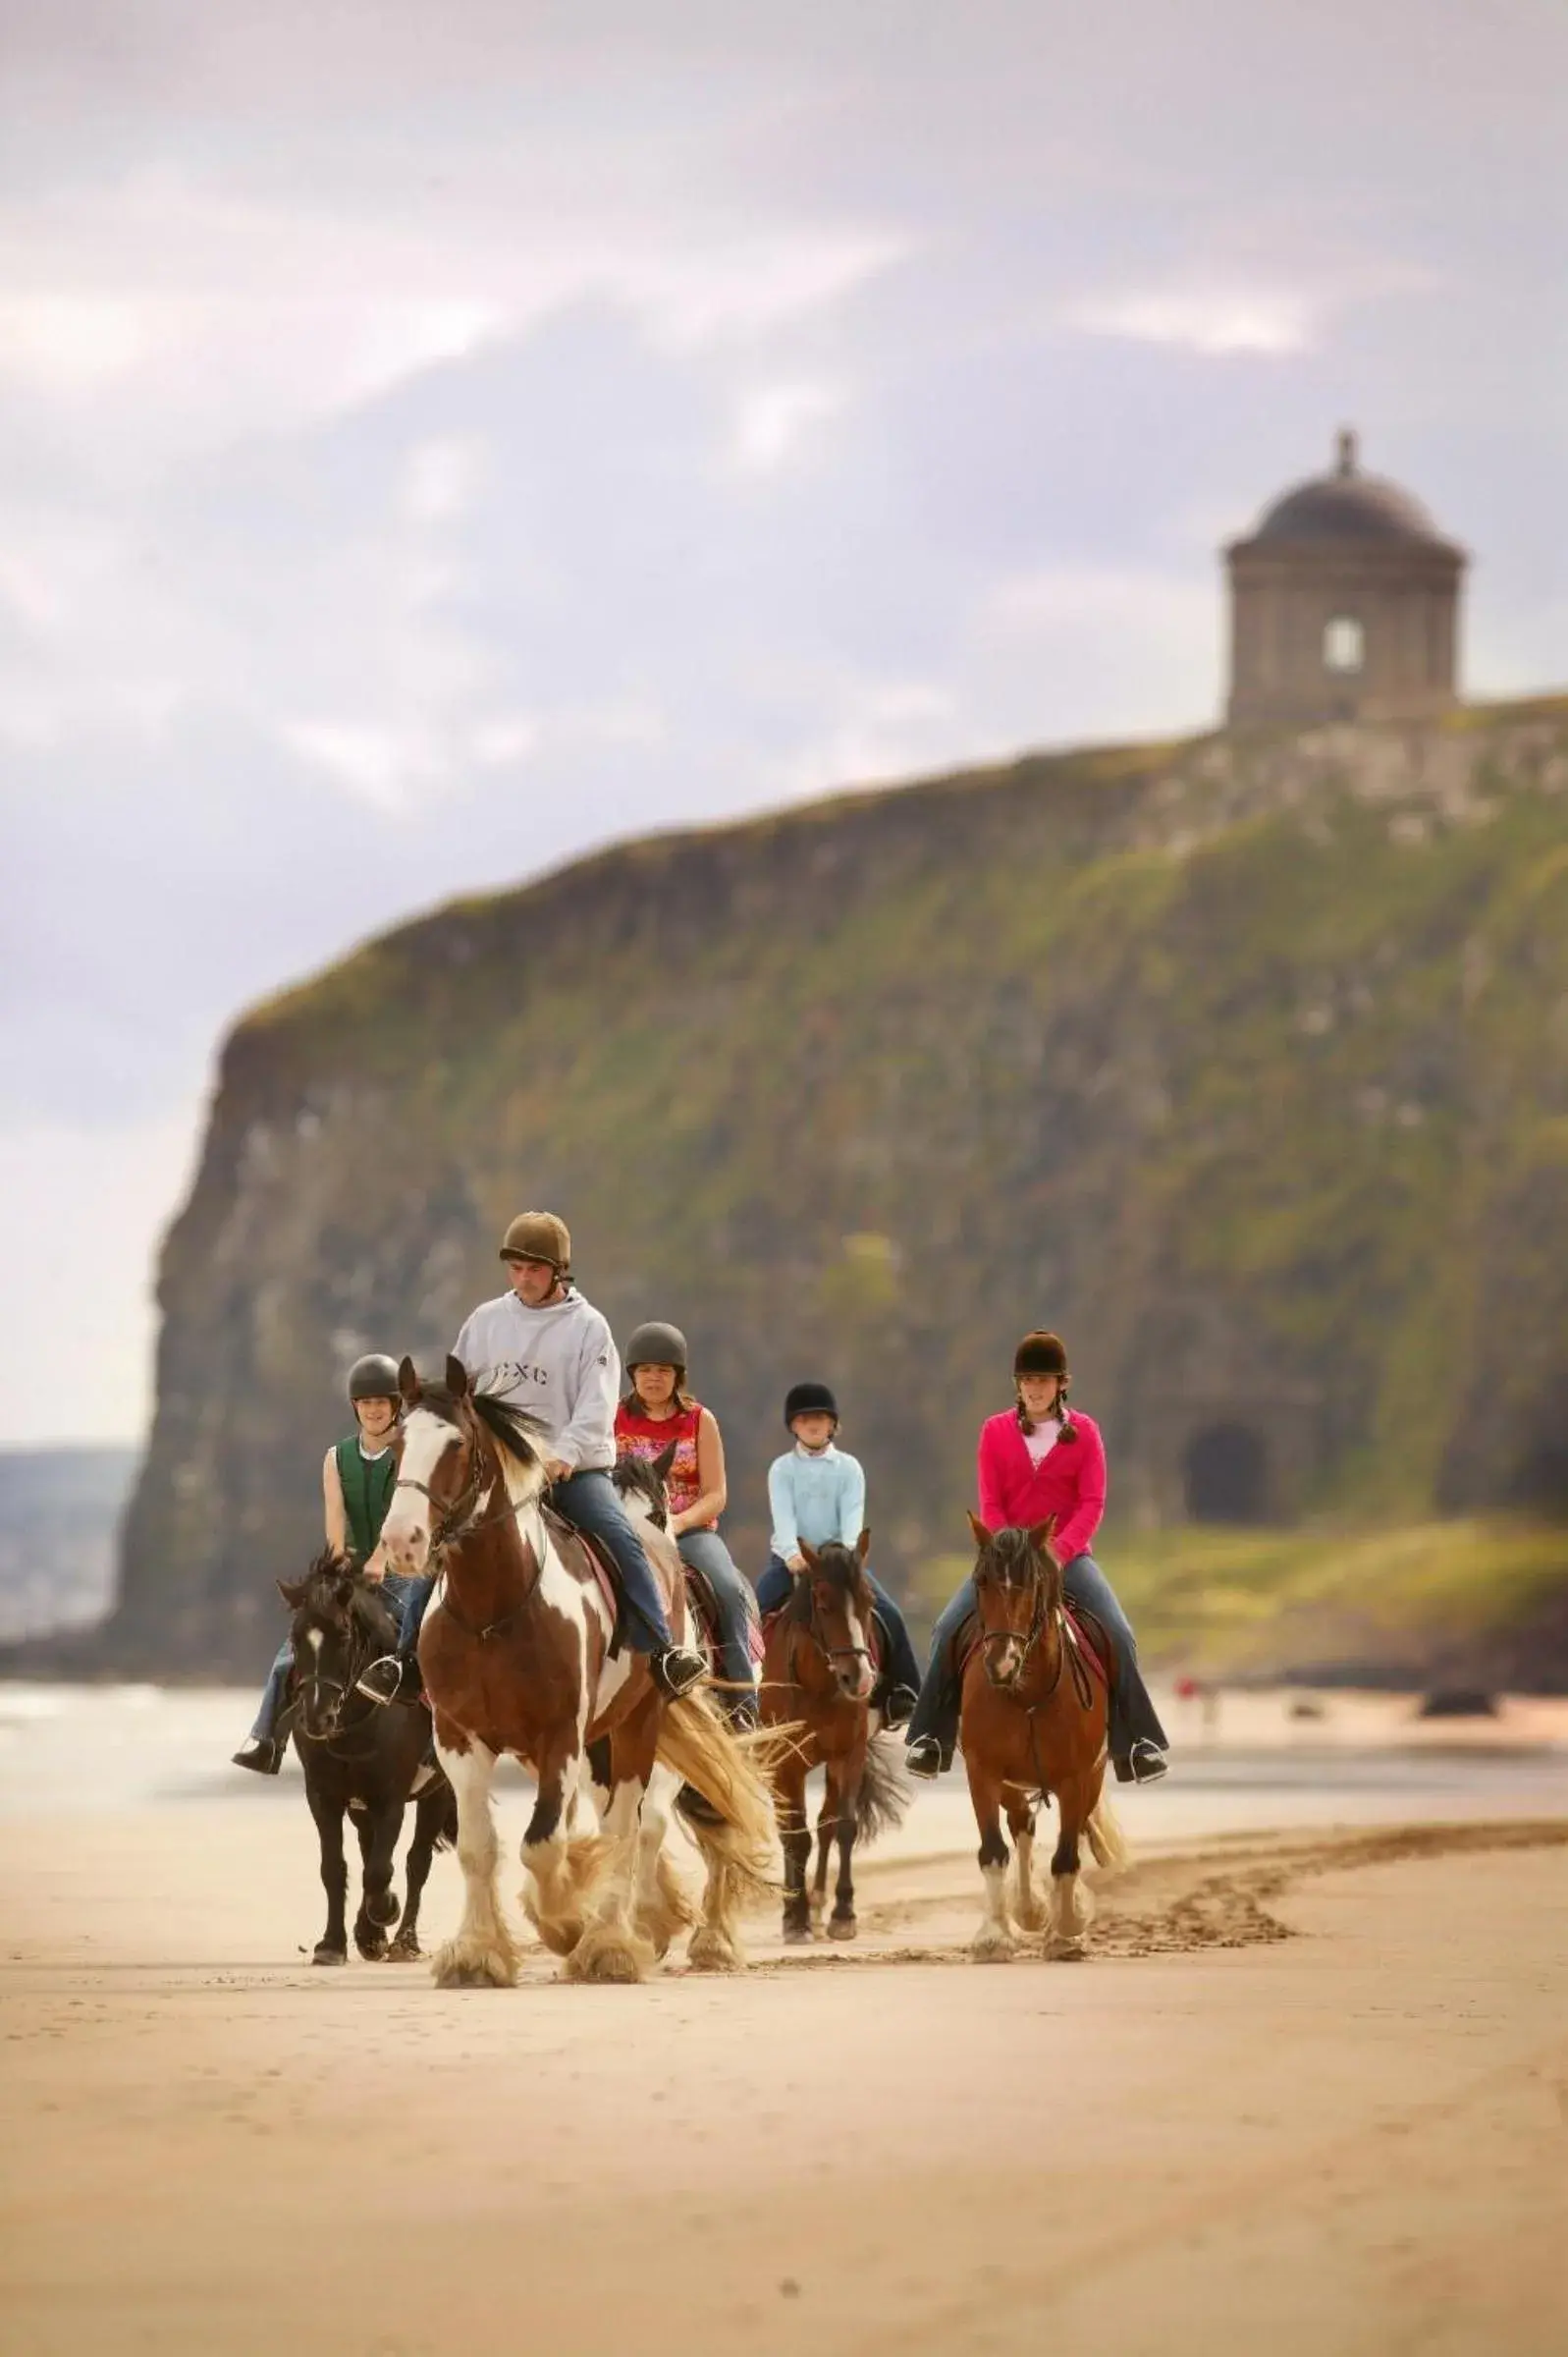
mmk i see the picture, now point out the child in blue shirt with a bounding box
[754,1381,921,1726]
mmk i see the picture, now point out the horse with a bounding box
[758,1532,911,1944]
[378,1355,776,1987]
[958,1513,1126,1961]
[277,1553,458,1966]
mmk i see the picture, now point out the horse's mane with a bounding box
[984,1525,1064,1611]
[291,1550,399,1645]
[417,1380,549,1489]
[787,1540,872,1625]
[612,1453,668,1528]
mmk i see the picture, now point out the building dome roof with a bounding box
[1244,430,1456,550]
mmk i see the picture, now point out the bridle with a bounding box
[293,1605,383,1751]
[789,1575,878,1693]
[393,1402,543,1644]
[977,1565,1052,1688]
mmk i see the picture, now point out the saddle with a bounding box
[953,1602,1110,1688]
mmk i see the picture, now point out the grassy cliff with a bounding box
[84,695,1568,1678]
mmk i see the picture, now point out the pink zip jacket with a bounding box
[976,1409,1107,1567]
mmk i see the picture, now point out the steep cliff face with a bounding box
[104,698,1568,1673]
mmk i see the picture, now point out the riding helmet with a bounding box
[499,1209,571,1270]
[784,1380,838,1427]
[347,1352,402,1402]
[624,1320,688,1373]
[1013,1330,1068,1379]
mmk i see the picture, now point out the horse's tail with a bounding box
[855,1728,913,1845]
[656,1696,777,1884]
[1085,1789,1129,1872]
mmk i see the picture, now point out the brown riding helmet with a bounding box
[1013,1330,1068,1379]
[499,1210,571,1271]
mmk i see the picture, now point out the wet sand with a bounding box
[1,1694,1566,2355]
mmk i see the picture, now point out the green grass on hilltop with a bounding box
[1108,1516,1568,1677]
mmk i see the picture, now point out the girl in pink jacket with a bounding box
[904,1330,1168,1782]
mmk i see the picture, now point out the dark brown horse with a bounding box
[959,1514,1126,1961]
[379,1357,774,1986]
[279,1555,457,1965]
[758,1533,910,1944]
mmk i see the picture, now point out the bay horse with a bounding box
[758,1533,910,1944]
[960,1513,1126,1961]
[278,1554,458,1966]
[379,1356,775,1987]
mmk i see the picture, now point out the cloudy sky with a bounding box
[3,1,1564,1445]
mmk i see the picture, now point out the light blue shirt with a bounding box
[768,1444,867,1560]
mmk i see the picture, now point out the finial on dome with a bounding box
[1335,426,1359,477]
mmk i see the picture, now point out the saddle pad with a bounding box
[541,1507,622,1631]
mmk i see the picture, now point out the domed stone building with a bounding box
[1225,430,1466,728]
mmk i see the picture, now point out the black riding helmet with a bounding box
[623,1321,689,1373]
[347,1352,402,1403]
[784,1380,838,1428]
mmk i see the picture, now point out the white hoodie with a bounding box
[452,1288,620,1473]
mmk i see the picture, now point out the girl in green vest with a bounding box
[232,1354,407,1774]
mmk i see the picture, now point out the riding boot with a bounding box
[232,1734,285,1775]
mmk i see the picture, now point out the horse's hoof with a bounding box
[1046,1935,1088,1962]
[312,1945,349,1967]
[1015,1904,1048,1933]
[566,1926,653,1984]
[367,1889,400,1928]
[970,1929,1015,1963]
[386,1938,422,1963]
[431,1939,517,1990]
[354,1936,387,1962]
[686,1926,743,1974]
[782,1921,815,1946]
[826,1914,857,1942]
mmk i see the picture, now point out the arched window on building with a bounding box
[1323,615,1365,674]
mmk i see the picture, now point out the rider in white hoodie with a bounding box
[357,1212,706,1704]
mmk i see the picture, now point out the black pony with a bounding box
[278,1553,457,1966]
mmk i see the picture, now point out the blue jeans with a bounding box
[676,1528,757,1709]
[906,1553,1167,1765]
[253,1571,417,1738]
[756,1554,923,1699]
[396,1470,676,1658]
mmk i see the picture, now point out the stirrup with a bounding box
[232,1736,284,1776]
[356,1654,414,1706]
[1116,1739,1168,1785]
[652,1645,707,1701]
[904,1734,945,1780]
[879,1684,917,1731]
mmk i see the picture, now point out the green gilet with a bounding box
[335,1435,397,1562]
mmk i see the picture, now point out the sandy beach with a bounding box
[2,1686,1565,2356]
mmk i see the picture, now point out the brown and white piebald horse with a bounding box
[959,1513,1127,1961]
[758,1534,910,1945]
[378,1356,774,1987]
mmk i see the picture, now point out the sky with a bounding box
[2,1,1565,1446]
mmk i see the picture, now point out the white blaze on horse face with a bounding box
[305,1628,323,1656]
[842,1604,875,1700]
[380,1404,457,1572]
